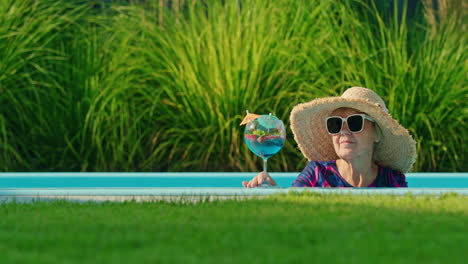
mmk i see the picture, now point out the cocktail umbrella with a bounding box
[240,113,261,126]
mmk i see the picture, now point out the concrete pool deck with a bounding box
[1,187,467,203]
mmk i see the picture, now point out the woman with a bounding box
[242,87,417,188]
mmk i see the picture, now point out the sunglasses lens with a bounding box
[327,118,342,134]
[347,115,364,132]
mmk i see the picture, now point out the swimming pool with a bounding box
[1,172,467,201]
[1,172,468,188]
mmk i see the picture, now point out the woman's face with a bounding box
[329,108,378,161]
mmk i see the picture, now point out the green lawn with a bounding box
[1,193,467,263]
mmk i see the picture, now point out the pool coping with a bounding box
[1,187,467,196]
[1,187,466,203]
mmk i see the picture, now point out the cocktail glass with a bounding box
[244,113,286,187]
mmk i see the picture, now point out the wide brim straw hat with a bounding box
[290,87,417,173]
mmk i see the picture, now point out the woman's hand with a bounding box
[242,171,277,188]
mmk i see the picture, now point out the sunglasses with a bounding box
[325,114,375,134]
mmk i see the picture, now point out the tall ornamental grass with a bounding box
[0,0,465,172]
[0,0,92,171]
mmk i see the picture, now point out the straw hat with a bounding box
[290,87,417,173]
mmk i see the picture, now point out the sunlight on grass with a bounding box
[1,193,467,263]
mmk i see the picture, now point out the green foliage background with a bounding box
[0,0,466,172]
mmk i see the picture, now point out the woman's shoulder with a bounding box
[377,165,408,187]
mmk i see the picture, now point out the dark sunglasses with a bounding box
[325,114,375,134]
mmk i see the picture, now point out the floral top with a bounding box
[292,160,408,187]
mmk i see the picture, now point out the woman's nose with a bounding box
[339,121,351,135]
